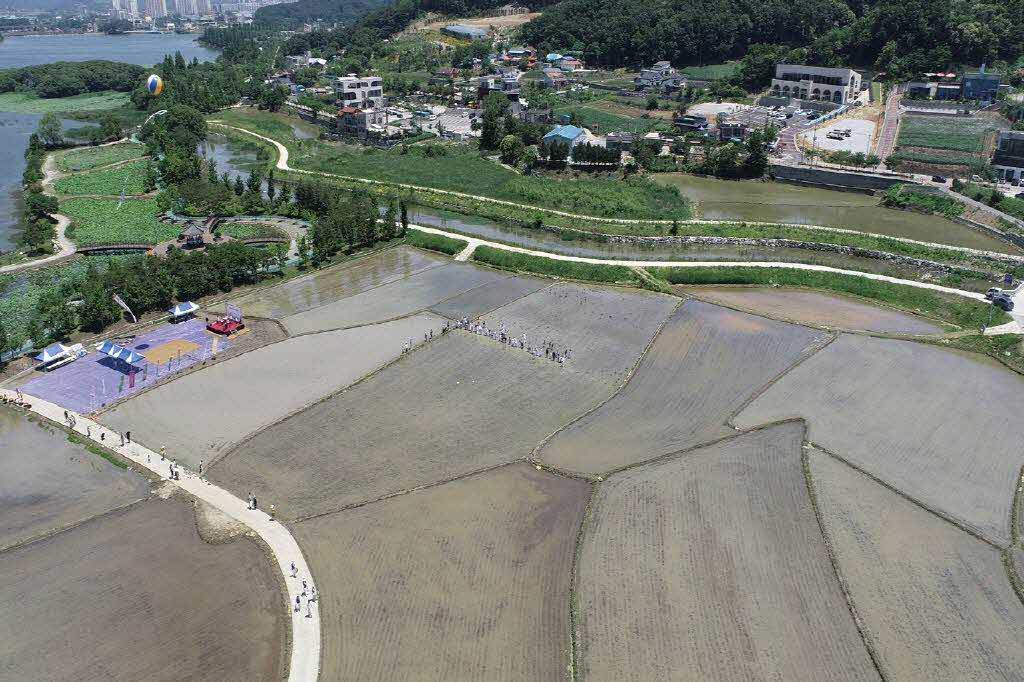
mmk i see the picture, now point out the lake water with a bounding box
[0,114,87,253]
[0,33,219,252]
[0,33,218,69]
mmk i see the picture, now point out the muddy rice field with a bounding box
[540,300,825,474]
[280,262,508,334]
[0,407,149,549]
[681,286,946,334]
[295,463,588,680]
[735,333,1024,545]
[100,313,445,468]
[809,449,1024,680]
[576,423,878,681]
[229,246,446,319]
[0,496,286,681]
[209,331,610,520]
[12,241,1024,680]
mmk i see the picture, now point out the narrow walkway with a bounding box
[211,122,1021,262]
[409,223,988,302]
[0,388,321,682]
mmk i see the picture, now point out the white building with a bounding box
[770,64,862,104]
[334,75,384,110]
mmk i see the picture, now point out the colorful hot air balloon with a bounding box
[146,74,164,96]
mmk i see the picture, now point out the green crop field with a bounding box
[57,144,146,173]
[896,116,997,153]
[212,108,692,221]
[553,101,658,133]
[0,90,130,114]
[680,62,740,80]
[61,197,176,246]
[54,160,149,196]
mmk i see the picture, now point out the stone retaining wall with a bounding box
[770,164,911,191]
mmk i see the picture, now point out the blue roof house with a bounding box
[543,124,586,148]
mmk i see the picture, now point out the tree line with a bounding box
[519,0,1024,78]
[0,60,147,99]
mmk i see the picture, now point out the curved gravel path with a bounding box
[0,389,322,682]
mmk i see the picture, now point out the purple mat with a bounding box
[22,319,231,414]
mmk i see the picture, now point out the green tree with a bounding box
[0,319,8,365]
[499,134,525,166]
[399,200,409,236]
[37,112,63,148]
[207,159,219,185]
[233,175,245,196]
[100,113,123,141]
[480,92,506,151]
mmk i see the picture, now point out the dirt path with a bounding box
[0,389,322,682]
[0,155,76,274]
[211,123,1020,263]
[407,223,989,302]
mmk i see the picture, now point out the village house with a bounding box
[335,106,386,139]
[993,130,1024,184]
[542,68,567,89]
[635,60,685,92]
[543,124,587,149]
[674,114,709,132]
[605,131,636,152]
[334,75,385,109]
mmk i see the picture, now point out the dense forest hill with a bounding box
[254,0,387,26]
[263,0,1024,78]
[519,0,1024,75]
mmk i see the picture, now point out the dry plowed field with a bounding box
[281,263,508,334]
[540,301,825,474]
[1,407,150,549]
[295,463,588,680]
[808,449,1024,680]
[576,423,878,681]
[100,314,444,469]
[0,498,285,681]
[429,274,550,319]
[210,331,609,519]
[229,246,446,319]
[736,334,1024,545]
[482,282,677,384]
[682,286,944,334]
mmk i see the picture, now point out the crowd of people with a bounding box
[400,316,574,366]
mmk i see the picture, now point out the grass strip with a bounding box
[67,432,128,469]
[651,266,1005,329]
[472,246,640,285]
[405,229,467,255]
[935,334,1024,374]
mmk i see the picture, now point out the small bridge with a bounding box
[78,243,152,254]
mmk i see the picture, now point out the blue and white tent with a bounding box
[168,301,200,319]
[96,340,146,365]
[35,343,69,364]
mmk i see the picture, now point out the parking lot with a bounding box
[800,119,875,154]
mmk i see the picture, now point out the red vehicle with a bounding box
[207,317,245,335]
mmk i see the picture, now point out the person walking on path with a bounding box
[119,432,125,447]
[247,493,254,510]
[270,504,276,521]
[294,595,301,613]
[126,431,131,444]
[309,585,317,603]
[198,460,203,476]
[291,562,298,578]
[160,445,166,460]
[306,599,313,618]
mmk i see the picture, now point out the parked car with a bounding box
[985,287,1002,300]
[992,293,1014,311]
[932,175,947,183]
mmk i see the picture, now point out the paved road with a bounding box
[0,389,322,682]
[875,89,902,161]
[408,223,988,302]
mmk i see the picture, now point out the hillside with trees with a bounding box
[0,61,147,99]
[519,0,1024,76]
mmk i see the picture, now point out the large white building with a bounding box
[770,64,862,104]
[333,75,384,110]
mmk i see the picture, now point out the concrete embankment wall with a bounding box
[769,164,911,191]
